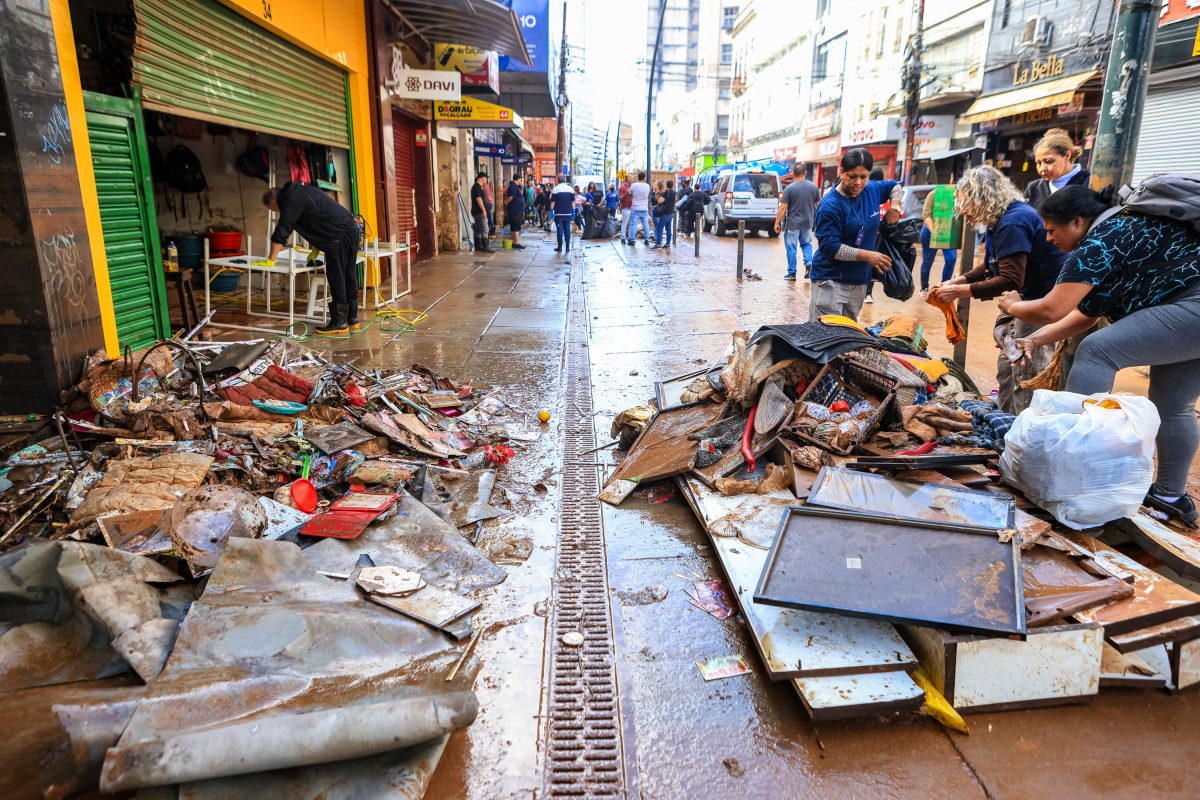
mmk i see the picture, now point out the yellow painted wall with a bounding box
[48,0,119,355]
[50,0,379,352]
[221,0,378,232]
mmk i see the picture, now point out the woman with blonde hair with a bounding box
[930,166,1067,412]
[1023,128,1090,210]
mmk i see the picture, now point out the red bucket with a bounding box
[206,231,244,254]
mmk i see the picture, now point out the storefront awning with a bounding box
[434,96,524,129]
[383,0,532,66]
[959,71,1098,124]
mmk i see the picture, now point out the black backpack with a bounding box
[165,145,210,221]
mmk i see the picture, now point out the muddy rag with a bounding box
[924,291,966,344]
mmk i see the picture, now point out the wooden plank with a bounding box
[1107,615,1200,654]
[900,624,1102,712]
[1100,643,1168,689]
[1068,533,1200,635]
[1171,638,1200,691]
[791,672,924,721]
[1118,513,1200,581]
[679,477,918,679]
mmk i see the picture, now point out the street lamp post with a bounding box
[647,0,667,179]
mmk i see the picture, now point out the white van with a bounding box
[702,167,781,236]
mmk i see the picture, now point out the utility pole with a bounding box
[555,1,568,179]
[602,121,611,184]
[647,0,668,179]
[900,0,925,185]
[614,101,624,182]
[1090,0,1163,192]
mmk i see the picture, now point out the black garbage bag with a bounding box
[582,208,619,239]
[877,218,921,301]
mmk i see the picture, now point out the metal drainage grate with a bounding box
[543,261,625,797]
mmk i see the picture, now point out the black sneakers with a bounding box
[1145,487,1199,529]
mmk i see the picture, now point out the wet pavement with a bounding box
[228,226,1200,798]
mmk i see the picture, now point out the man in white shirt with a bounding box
[625,172,652,246]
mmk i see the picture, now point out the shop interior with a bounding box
[69,0,357,319]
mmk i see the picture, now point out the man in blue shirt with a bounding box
[810,149,902,320]
[605,184,619,219]
[551,176,577,255]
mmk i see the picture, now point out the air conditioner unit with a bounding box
[1022,17,1054,48]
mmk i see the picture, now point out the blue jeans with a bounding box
[653,213,674,246]
[920,225,958,289]
[554,215,573,250]
[784,228,813,277]
[626,209,650,243]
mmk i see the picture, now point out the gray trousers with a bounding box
[996,315,1055,415]
[1066,282,1200,497]
[809,280,868,322]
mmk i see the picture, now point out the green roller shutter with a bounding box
[84,93,170,350]
[130,0,349,148]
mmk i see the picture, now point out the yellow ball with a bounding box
[538,410,551,424]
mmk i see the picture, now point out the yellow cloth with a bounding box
[819,314,869,335]
[251,259,275,267]
[896,355,950,383]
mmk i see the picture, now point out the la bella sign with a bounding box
[388,68,462,101]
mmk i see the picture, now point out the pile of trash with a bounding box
[0,335,541,798]
[602,318,1200,726]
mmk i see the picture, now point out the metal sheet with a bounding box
[99,538,477,792]
[654,367,715,411]
[303,491,506,593]
[304,421,377,455]
[131,0,350,148]
[1022,545,1135,626]
[808,467,1015,530]
[755,507,1026,637]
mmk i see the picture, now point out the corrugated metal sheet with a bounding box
[1132,82,1200,183]
[131,0,350,148]
[393,111,419,247]
[85,99,169,349]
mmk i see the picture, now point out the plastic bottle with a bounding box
[166,240,179,272]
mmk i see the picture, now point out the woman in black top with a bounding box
[999,186,1200,527]
[1022,128,1090,210]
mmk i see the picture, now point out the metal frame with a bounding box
[653,367,714,412]
[754,505,1026,637]
[807,466,1016,530]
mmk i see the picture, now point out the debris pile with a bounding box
[0,335,542,797]
[604,319,1200,725]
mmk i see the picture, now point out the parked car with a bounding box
[702,168,781,237]
[900,184,935,220]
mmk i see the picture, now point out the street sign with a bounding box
[617,169,627,180]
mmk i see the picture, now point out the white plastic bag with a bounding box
[999,390,1159,530]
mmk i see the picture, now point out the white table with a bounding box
[202,235,365,335]
[361,232,413,308]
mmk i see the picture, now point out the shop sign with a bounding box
[434,43,501,95]
[415,130,429,147]
[498,0,550,73]
[817,138,840,157]
[803,107,834,140]
[1011,54,1065,86]
[501,155,531,165]
[474,142,508,157]
[899,115,955,140]
[841,116,903,147]
[435,97,516,123]
[387,67,462,101]
[774,145,798,163]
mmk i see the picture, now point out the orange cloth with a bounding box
[925,290,966,344]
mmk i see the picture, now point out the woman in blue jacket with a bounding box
[811,149,902,321]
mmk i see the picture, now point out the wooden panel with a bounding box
[694,485,916,679]
[1100,643,1168,689]
[903,624,1102,711]
[1069,533,1200,635]
[791,672,923,721]
[1117,513,1200,581]
[1172,638,1200,692]
[1107,615,1200,654]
